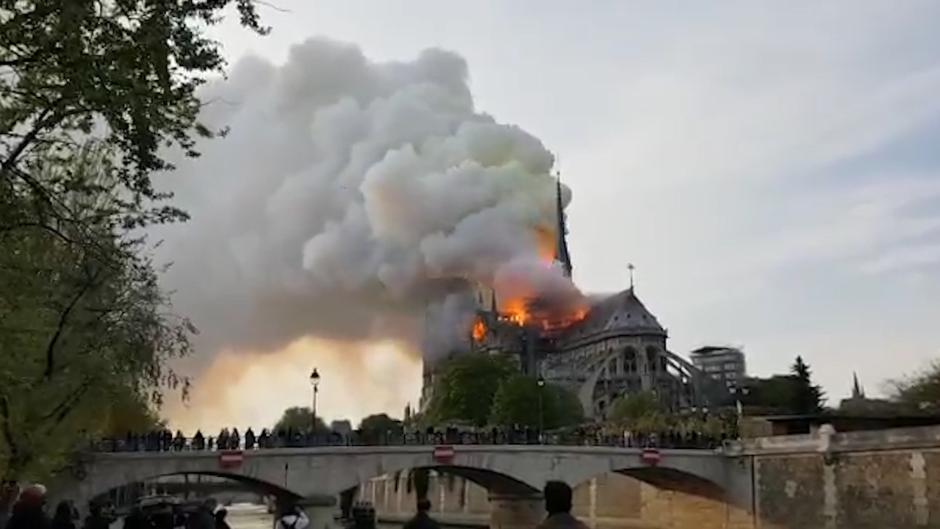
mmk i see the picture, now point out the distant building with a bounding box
[839,372,904,415]
[690,346,746,391]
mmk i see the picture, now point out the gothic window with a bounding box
[609,358,618,375]
[646,347,658,372]
[623,347,637,373]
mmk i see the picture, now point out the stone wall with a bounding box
[360,471,752,529]
[740,425,940,529]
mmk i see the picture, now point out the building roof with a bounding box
[572,287,666,336]
[691,346,729,355]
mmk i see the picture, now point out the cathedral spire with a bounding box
[554,172,573,278]
[852,372,865,399]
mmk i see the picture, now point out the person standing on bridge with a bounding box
[402,499,440,529]
[536,482,588,529]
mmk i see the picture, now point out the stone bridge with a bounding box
[53,444,751,525]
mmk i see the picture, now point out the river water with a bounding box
[226,503,274,529]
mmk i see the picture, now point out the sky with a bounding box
[163,1,940,429]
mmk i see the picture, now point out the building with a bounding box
[421,177,726,419]
[689,346,747,391]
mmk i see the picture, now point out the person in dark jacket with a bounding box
[123,505,153,529]
[7,484,51,529]
[214,508,231,529]
[535,481,588,529]
[81,502,111,529]
[51,501,77,529]
[402,499,440,529]
[185,498,217,529]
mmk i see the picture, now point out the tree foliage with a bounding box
[273,406,329,434]
[358,413,403,443]
[609,391,662,423]
[889,361,940,412]
[489,375,583,429]
[0,0,266,236]
[791,356,825,414]
[427,354,517,427]
[0,152,192,480]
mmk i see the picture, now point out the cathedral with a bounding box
[421,179,724,419]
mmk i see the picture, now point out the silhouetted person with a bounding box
[213,508,231,529]
[403,499,440,529]
[81,502,110,529]
[174,430,186,451]
[230,428,240,449]
[51,501,77,529]
[185,498,216,529]
[244,427,256,449]
[217,428,229,450]
[193,430,206,450]
[123,505,152,529]
[0,480,20,529]
[536,481,588,529]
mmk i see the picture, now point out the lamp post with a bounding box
[537,376,545,440]
[309,368,321,433]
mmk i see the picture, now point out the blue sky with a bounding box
[199,0,940,408]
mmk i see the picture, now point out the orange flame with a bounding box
[498,297,587,332]
[503,298,530,326]
[533,226,556,264]
[472,319,487,342]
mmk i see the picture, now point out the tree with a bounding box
[0,0,267,239]
[888,361,940,412]
[607,391,669,432]
[609,391,662,423]
[489,375,583,429]
[101,389,165,438]
[791,356,825,414]
[358,413,403,443]
[427,354,517,427]
[273,406,328,434]
[0,153,193,481]
[741,375,801,413]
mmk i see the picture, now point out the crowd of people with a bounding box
[97,425,725,452]
[0,477,596,529]
[0,482,310,529]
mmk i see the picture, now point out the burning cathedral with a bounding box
[420,177,723,421]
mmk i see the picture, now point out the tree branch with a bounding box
[0,394,21,467]
[40,380,93,425]
[43,270,100,380]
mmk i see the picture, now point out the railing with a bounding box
[91,429,724,453]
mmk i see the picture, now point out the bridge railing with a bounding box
[90,430,723,453]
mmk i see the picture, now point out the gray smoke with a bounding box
[153,37,573,362]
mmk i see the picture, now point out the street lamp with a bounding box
[309,368,321,432]
[537,376,546,439]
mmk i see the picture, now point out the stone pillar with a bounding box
[488,493,543,529]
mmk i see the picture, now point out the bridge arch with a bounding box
[53,446,747,511]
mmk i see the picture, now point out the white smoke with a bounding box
[154,37,573,364]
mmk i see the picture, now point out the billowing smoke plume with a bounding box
[153,38,578,426]
[156,37,573,357]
